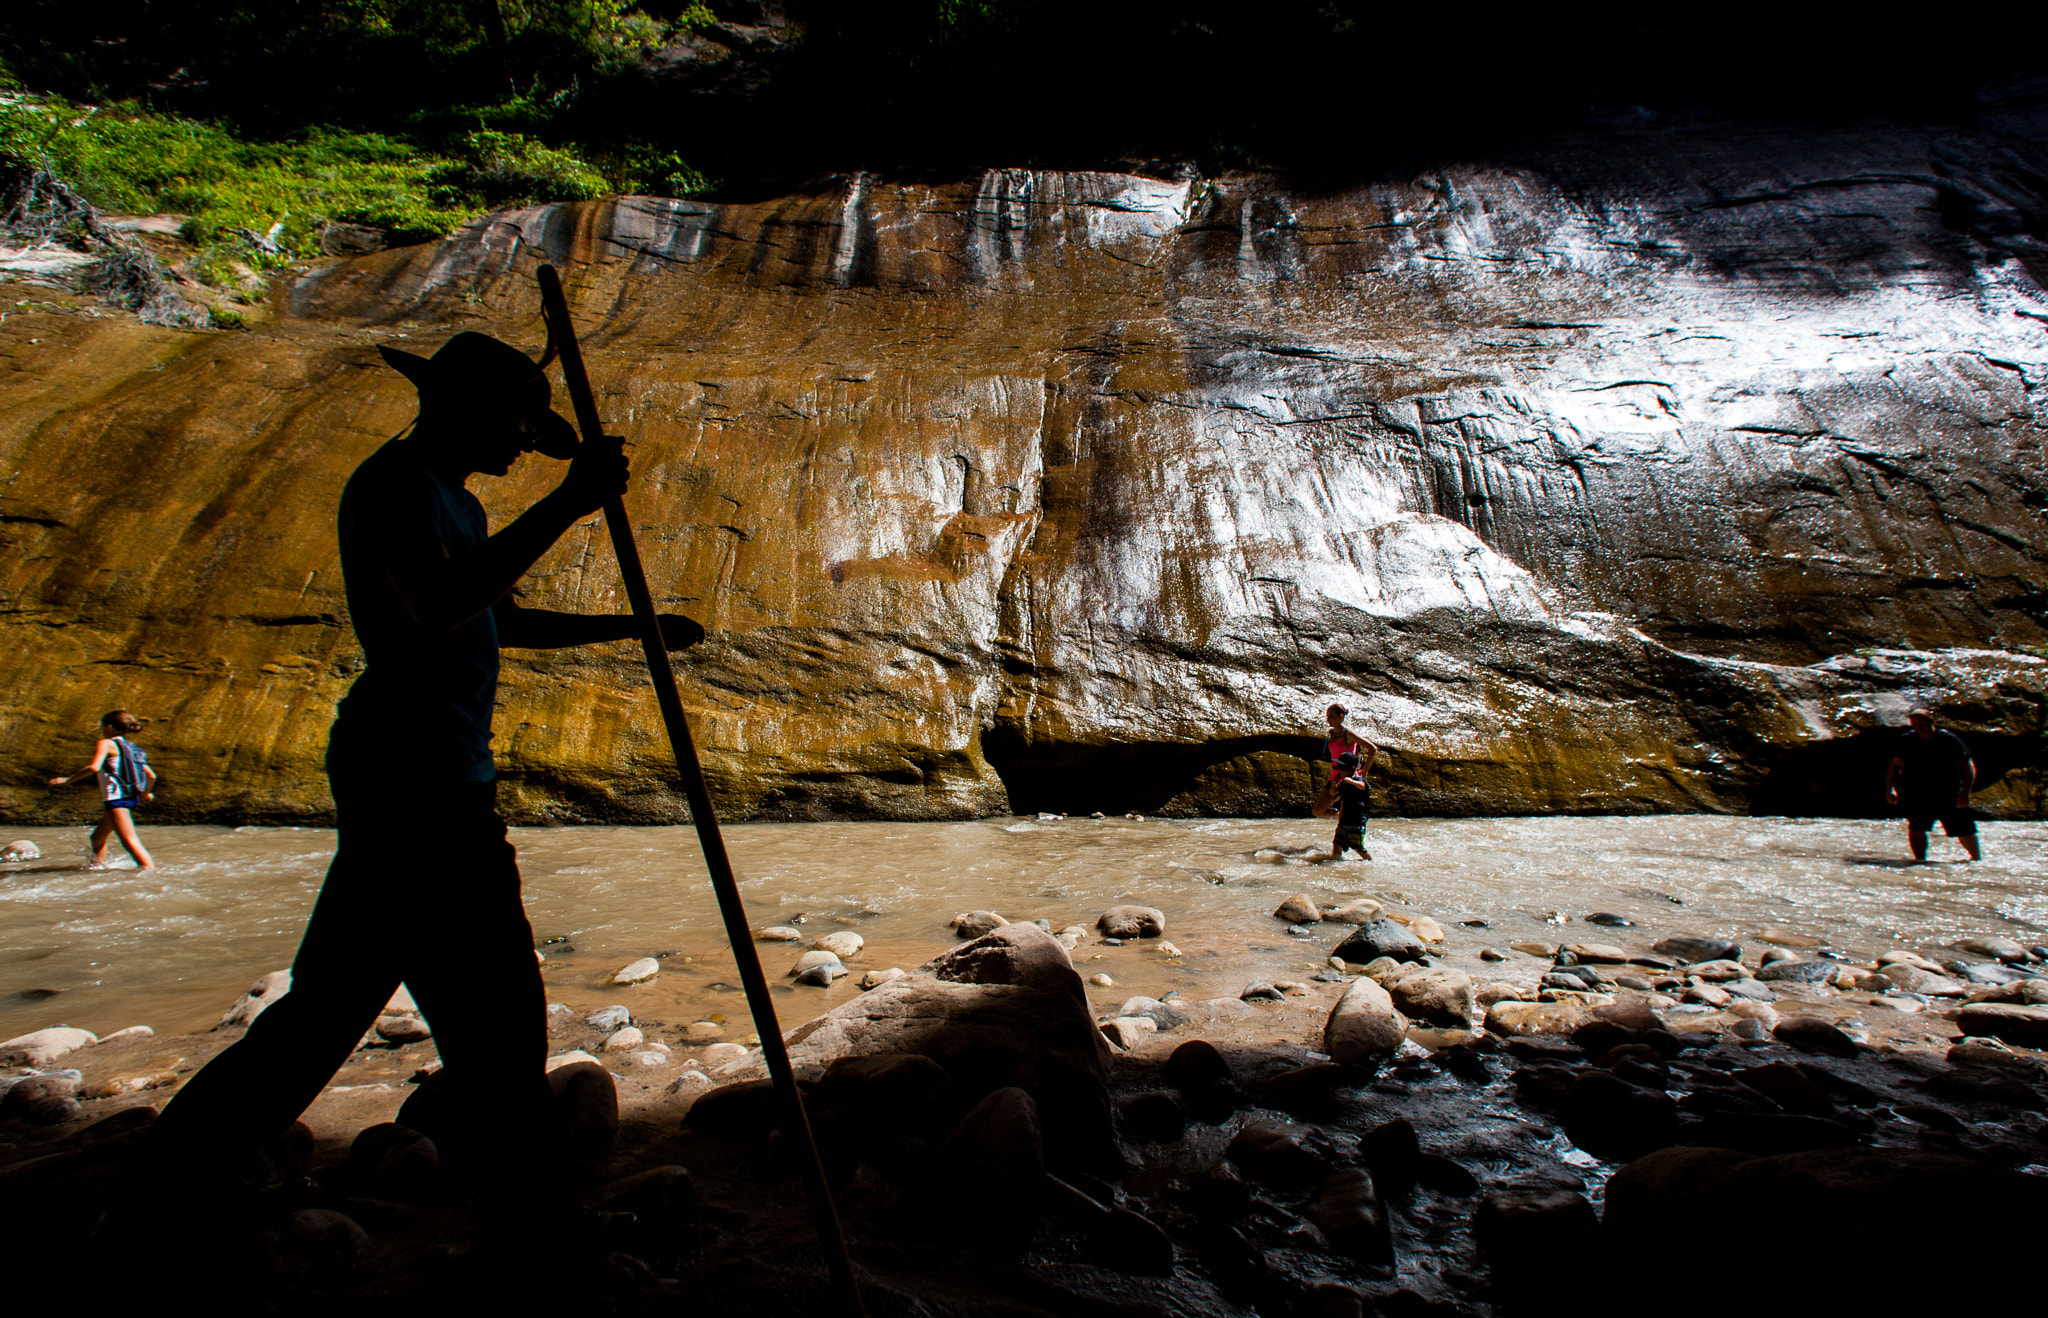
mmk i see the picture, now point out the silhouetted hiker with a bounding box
[128,330,703,1258]
[47,708,155,869]
[1886,708,1980,862]
[1331,750,1371,860]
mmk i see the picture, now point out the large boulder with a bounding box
[1382,965,1476,1027]
[1955,936,2031,964]
[0,1026,96,1067]
[1560,1070,1678,1160]
[721,923,1117,1169]
[0,1073,81,1125]
[1331,919,1427,965]
[548,1060,620,1170]
[1475,1188,1600,1301]
[1324,977,1408,1066]
[1485,999,1595,1037]
[1954,1002,2048,1049]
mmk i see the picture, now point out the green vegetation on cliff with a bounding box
[0,3,715,288]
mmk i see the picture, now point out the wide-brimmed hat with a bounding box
[378,331,579,459]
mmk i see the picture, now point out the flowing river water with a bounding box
[4,815,2046,1044]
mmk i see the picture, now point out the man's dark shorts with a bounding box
[1904,800,1977,836]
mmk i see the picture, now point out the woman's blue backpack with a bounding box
[113,737,152,798]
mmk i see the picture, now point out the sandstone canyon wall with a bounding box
[3,108,2047,824]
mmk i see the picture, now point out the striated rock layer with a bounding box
[4,110,2048,823]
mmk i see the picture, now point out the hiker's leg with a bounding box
[401,785,559,1234]
[145,844,399,1171]
[89,813,114,865]
[1948,811,1982,861]
[1907,825,1928,861]
[107,807,153,869]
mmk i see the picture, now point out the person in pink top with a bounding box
[1324,703,1376,782]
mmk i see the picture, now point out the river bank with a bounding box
[3,864,2045,1313]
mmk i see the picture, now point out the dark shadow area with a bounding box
[6,3,2046,197]
[1752,729,2047,818]
[984,729,1324,816]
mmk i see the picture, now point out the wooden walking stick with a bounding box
[535,263,864,1313]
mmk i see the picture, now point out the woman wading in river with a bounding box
[48,709,156,870]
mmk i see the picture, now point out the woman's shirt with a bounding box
[96,739,129,802]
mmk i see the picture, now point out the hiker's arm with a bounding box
[49,740,113,788]
[387,446,628,635]
[496,603,704,651]
[1341,726,1377,774]
[1885,756,1904,803]
[1959,755,1975,808]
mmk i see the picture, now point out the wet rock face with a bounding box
[4,109,2048,822]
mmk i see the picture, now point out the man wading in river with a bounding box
[125,331,703,1258]
[1885,708,1981,862]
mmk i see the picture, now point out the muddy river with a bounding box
[3,814,2044,1042]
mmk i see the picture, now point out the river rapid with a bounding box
[4,814,2045,1043]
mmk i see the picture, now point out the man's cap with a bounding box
[378,331,579,459]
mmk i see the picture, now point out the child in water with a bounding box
[48,709,156,869]
[1331,750,1370,861]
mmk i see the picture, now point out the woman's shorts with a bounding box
[103,798,141,812]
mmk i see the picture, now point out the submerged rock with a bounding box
[1273,893,1321,923]
[1096,906,1165,939]
[951,911,1009,939]
[612,957,661,985]
[813,931,864,959]
[586,1004,632,1033]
